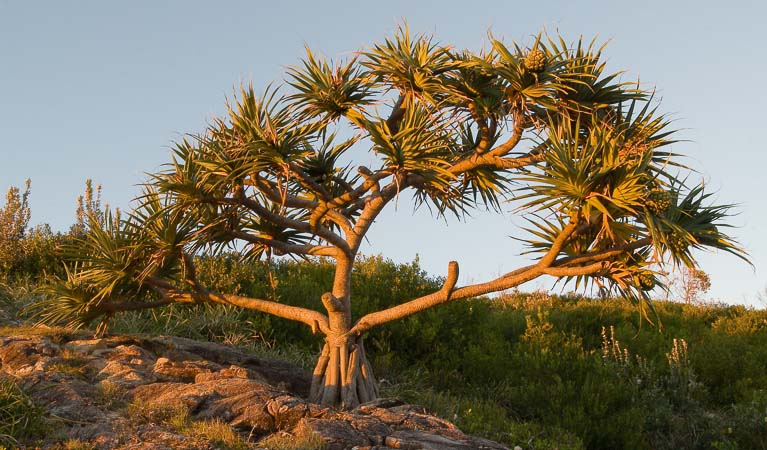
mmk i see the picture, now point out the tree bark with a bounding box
[309,333,377,409]
[308,256,378,408]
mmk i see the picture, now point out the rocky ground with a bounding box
[0,328,508,449]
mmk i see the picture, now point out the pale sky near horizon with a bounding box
[1,1,765,306]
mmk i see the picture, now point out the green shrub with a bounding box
[0,377,44,447]
[52,255,767,449]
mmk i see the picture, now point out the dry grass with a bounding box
[126,400,251,449]
[0,324,79,341]
[258,421,325,450]
[56,439,96,450]
[95,381,127,410]
[186,418,250,450]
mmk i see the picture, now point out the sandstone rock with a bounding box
[302,417,374,449]
[0,335,60,372]
[0,330,509,450]
[152,356,218,382]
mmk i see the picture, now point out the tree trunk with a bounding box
[309,333,378,409]
[310,257,378,409]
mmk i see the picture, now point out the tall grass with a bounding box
[0,377,44,447]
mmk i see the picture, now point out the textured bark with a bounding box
[310,335,377,409]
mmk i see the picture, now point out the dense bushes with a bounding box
[2,249,766,449]
[0,181,66,283]
[103,256,767,449]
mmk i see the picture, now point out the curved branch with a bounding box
[468,102,497,154]
[536,219,579,268]
[249,175,319,210]
[348,174,408,251]
[449,120,527,175]
[440,261,459,299]
[95,298,177,314]
[543,261,607,277]
[252,175,355,237]
[146,276,331,334]
[552,237,653,268]
[330,168,390,209]
[349,236,654,334]
[493,151,545,169]
[232,189,352,255]
[350,260,459,334]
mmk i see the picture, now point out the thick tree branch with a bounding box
[536,219,579,269]
[385,95,406,133]
[449,120,527,175]
[329,167,390,210]
[350,260,459,334]
[332,175,355,194]
[231,189,352,255]
[350,236,654,334]
[249,175,319,210]
[348,174,408,251]
[543,261,607,277]
[468,102,498,154]
[251,175,355,236]
[146,276,331,334]
[493,152,545,169]
[487,120,526,158]
[552,237,653,268]
[92,298,177,315]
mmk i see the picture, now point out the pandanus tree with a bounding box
[34,27,746,409]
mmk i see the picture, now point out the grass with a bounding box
[186,418,251,450]
[54,439,97,450]
[95,381,127,410]
[0,323,80,340]
[47,351,94,380]
[0,377,44,447]
[379,369,585,450]
[126,400,251,450]
[127,400,188,426]
[258,421,325,450]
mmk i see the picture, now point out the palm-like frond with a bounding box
[129,188,201,279]
[646,185,749,267]
[548,36,644,117]
[368,100,453,177]
[287,48,374,125]
[32,27,748,337]
[441,50,504,115]
[28,210,160,330]
[492,34,574,119]
[362,24,455,105]
[29,264,103,329]
[298,131,360,192]
[60,210,143,301]
[224,85,325,163]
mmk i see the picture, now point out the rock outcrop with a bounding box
[0,330,507,449]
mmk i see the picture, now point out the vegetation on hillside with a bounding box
[25,26,747,409]
[0,25,760,449]
[3,251,765,449]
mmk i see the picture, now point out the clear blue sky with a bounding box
[1,1,764,305]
